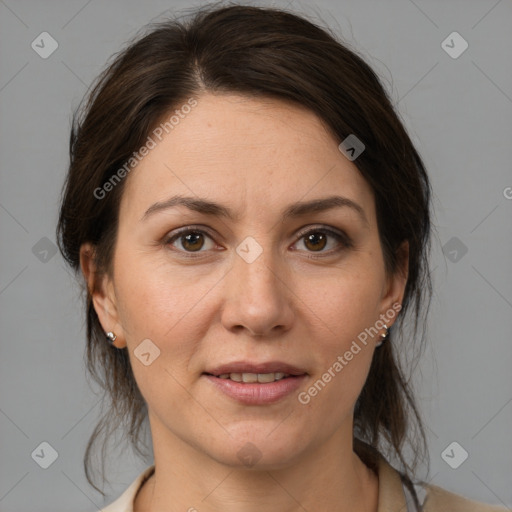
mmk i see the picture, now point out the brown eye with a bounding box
[180,232,205,251]
[303,232,327,251]
[166,228,216,254]
[295,227,352,256]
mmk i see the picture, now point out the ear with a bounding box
[379,240,409,327]
[79,242,127,348]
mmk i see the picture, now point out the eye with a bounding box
[165,227,216,255]
[164,225,352,259]
[293,226,352,256]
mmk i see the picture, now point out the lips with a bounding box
[203,371,307,405]
[204,361,308,377]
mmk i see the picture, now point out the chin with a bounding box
[204,429,305,470]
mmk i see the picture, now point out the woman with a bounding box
[56,4,507,511]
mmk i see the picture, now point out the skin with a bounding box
[80,93,408,512]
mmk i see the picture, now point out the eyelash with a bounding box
[163,225,353,259]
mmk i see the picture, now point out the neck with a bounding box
[134,426,378,512]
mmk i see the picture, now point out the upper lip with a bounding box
[204,361,308,376]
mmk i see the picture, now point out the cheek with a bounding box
[112,252,221,396]
[113,256,208,408]
[304,264,384,343]
[298,280,379,425]
[113,250,213,336]
[296,263,383,402]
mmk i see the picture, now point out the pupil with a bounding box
[306,232,326,251]
[183,232,203,251]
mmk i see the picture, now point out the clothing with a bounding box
[100,456,508,512]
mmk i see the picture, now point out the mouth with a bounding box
[204,371,302,383]
[204,361,308,378]
[202,361,308,405]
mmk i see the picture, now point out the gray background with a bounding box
[1,0,511,510]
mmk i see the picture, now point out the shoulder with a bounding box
[421,482,509,512]
[373,453,508,512]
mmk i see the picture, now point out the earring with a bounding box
[376,325,388,347]
[106,331,117,343]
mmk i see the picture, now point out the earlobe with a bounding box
[79,243,126,348]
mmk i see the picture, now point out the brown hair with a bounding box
[57,2,432,496]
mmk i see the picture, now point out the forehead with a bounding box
[120,93,375,224]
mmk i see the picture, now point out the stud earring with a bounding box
[106,331,117,343]
[376,325,388,347]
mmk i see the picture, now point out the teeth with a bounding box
[257,373,276,383]
[242,373,258,383]
[216,372,290,382]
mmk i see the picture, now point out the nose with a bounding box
[220,242,294,338]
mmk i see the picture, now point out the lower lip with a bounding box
[203,374,307,405]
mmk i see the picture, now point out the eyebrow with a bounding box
[141,194,369,226]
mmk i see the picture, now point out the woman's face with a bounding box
[85,93,407,469]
